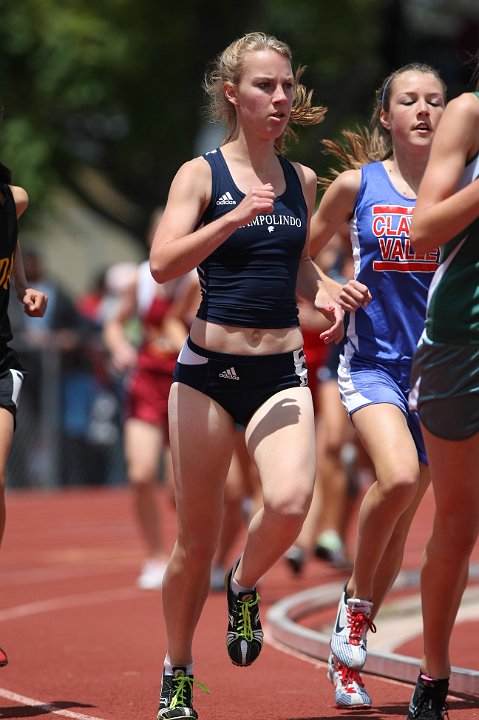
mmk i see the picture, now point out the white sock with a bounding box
[164,656,193,675]
[231,574,254,596]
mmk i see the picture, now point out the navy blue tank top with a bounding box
[196,148,307,329]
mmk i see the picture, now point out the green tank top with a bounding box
[425,92,479,345]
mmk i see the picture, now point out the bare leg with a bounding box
[419,428,479,678]
[346,403,422,601]
[294,477,322,554]
[372,461,429,612]
[0,401,15,667]
[162,383,236,665]
[212,435,245,571]
[124,418,168,560]
[235,387,316,587]
[316,380,350,538]
[0,408,14,548]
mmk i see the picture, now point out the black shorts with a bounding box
[173,336,309,427]
[0,346,25,417]
[0,360,25,420]
[409,337,479,441]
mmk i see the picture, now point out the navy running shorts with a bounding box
[173,336,309,427]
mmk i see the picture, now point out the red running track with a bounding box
[0,485,478,719]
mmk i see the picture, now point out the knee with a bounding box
[178,529,219,567]
[380,471,418,509]
[186,543,217,567]
[128,466,156,488]
[265,492,312,533]
[324,432,344,457]
[433,514,479,559]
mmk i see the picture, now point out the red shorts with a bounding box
[124,369,172,432]
[302,330,329,411]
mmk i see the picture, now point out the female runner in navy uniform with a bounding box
[309,63,446,708]
[149,31,343,720]
[0,138,48,665]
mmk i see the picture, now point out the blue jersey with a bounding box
[196,147,307,329]
[346,162,440,364]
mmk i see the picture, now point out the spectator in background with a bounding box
[104,211,199,590]
[10,247,99,486]
[76,263,138,488]
[76,266,109,323]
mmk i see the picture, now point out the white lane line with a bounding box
[0,564,137,586]
[0,586,141,622]
[0,688,104,719]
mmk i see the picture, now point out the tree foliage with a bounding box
[0,0,473,242]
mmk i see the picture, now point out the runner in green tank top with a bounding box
[424,92,479,346]
[406,81,479,720]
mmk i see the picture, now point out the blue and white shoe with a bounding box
[327,652,372,707]
[330,587,376,670]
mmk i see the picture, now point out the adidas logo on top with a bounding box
[216,191,236,206]
[219,367,240,380]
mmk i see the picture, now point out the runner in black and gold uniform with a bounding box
[0,119,48,666]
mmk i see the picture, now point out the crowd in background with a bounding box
[8,248,135,489]
[5,232,365,583]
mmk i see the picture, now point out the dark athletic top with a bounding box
[0,183,18,346]
[196,147,308,329]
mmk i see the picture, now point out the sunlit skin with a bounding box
[150,49,343,347]
[310,70,446,279]
[380,71,445,162]
[337,71,446,312]
[149,36,344,683]
[225,50,295,145]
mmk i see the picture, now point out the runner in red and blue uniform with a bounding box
[309,63,447,708]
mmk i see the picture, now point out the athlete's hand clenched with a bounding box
[231,184,275,226]
[314,287,345,345]
[339,279,372,312]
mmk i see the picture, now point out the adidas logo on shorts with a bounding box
[216,191,236,205]
[219,367,240,380]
